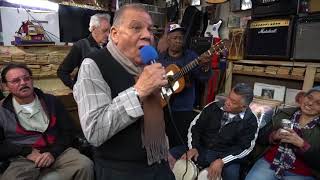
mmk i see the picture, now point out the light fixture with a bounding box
[5,0,59,11]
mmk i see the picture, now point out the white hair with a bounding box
[89,13,111,32]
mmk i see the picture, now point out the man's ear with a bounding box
[110,26,119,44]
[242,104,248,110]
[1,83,8,92]
[166,34,170,41]
[295,91,306,105]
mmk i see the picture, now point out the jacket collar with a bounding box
[2,88,45,113]
[217,100,253,121]
[88,33,101,48]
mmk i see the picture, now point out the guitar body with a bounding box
[166,64,185,94]
[204,19,222,38]
[160,64,185,107]
[160,40,228,108]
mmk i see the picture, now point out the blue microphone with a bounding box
[140,45,158,64]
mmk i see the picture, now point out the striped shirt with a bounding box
[73,58,144,147]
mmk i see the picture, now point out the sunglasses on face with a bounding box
[6,75,32,85]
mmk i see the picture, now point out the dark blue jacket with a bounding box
[158,49,211,111]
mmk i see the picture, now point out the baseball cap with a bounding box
[168,24,185,33]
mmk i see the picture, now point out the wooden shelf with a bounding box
[230,60,320,68]
[225,60,320,94]
[233,70,305,81]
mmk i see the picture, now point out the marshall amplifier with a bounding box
[292,15,320,60]
[252,0,298,18]
[246,17,295,60]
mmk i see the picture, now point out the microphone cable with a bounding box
[162,87,190,180]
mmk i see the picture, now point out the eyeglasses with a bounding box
[6,76,32,85]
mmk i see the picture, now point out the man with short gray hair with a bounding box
[57,13,111,89]
[169,83,259,180]
[73,4,174,180]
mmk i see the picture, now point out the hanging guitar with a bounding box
[161,39,228,107]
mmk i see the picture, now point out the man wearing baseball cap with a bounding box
[158,24,212,148]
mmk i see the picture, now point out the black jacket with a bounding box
[57,34,101,89]
[0,88,76,160]
[189,100,259,164]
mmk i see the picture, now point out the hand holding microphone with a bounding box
[134,46,167,101]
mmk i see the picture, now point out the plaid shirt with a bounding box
[73,58,144,147]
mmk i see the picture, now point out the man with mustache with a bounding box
[158,23,212,148]
[57,13,111,90]
[0,64,94,180]
[169,83,259,180]
[73,4,174,180]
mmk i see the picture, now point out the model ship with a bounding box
[13,20,55,46]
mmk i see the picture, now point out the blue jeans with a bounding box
[245,158,316,180]
[170,145,240,180]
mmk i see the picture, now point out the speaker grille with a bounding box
[293,20,320,60]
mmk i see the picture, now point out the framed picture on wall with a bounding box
[253,82,286,102]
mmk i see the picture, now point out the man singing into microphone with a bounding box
[73,4,175,180]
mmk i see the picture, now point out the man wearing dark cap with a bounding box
[158,23,212,148]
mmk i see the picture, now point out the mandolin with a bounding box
[161,39,228,107]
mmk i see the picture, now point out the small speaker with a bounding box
[190,37,212,55]
[252,0,298,18]
[246,17,295,60]
[292,15,320,60]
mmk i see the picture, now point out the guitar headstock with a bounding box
[210,39,230,56]
[197,39,230,64]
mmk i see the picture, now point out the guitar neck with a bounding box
[172,49,214,81]
[173,59,199,81]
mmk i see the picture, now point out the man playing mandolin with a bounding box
[158,23,212,148]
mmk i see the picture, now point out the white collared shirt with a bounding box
[13,95,49,132]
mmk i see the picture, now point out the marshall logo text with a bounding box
[258,28,277,34]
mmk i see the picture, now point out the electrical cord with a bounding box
[162,87,190,180]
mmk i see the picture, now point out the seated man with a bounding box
[169,83,259,180]
[245,87,320,180]
[0,64,94,180]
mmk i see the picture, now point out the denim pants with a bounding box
[170,145,240,180]
[245,158,316,180]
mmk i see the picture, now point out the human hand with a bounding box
[279,128,304,148]
[35,152,55,168]
[271,129,284,142]
[26,148,41,162]
[134,63,167,100]
[207,159,224,180]
[181,148,199,161]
